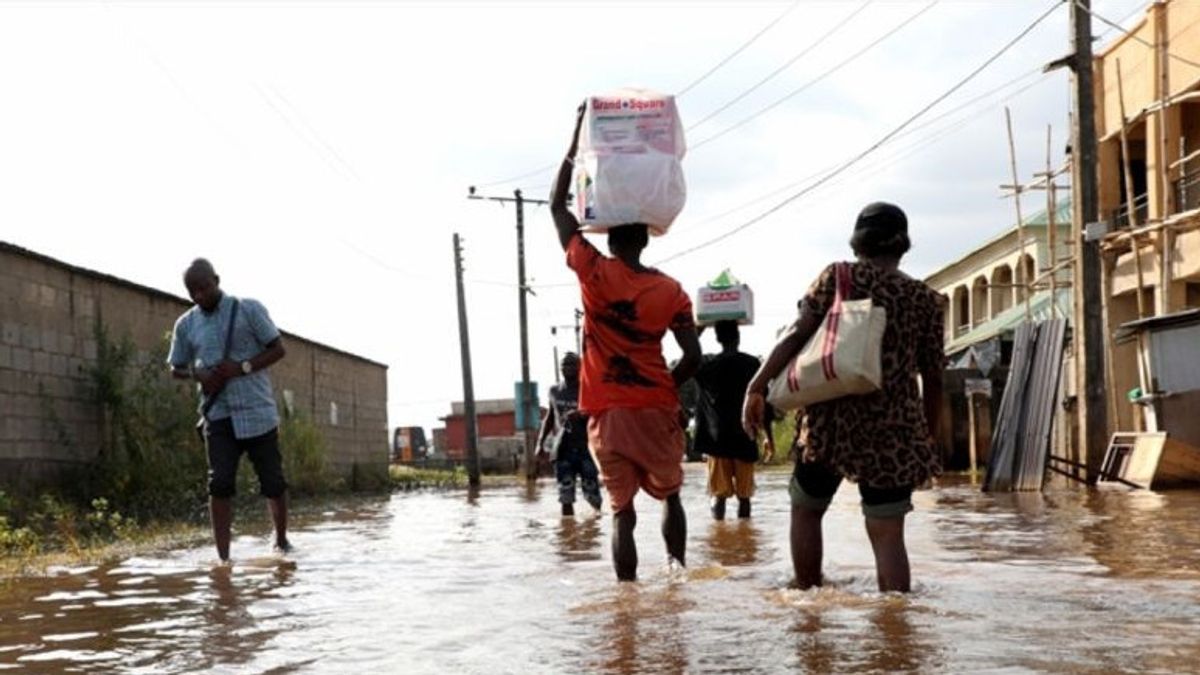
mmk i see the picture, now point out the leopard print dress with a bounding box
[797,262,946,489]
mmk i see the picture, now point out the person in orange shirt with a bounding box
[550,104,702,581]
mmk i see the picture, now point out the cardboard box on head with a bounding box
[574,89,687,235]
[696,270,754,326]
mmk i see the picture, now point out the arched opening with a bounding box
[1014,254,1036,303]
[971,276,989,327]
[952,286,969,337]
[990,265,1014,317]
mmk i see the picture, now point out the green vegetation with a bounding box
[2,322,366,570]
[388,464,519,490]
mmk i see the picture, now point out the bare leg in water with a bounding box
[612,493,687,581]
[612,509,638,581]
[268,494,290,551]
[864,516,910,592]
[790,506,824,589]
[662,493,686,566]
[210,497,233,562]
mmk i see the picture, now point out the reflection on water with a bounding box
[2,469,1200,673]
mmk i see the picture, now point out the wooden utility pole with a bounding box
[467,187,550,480]
[1068,0,1109,483]
[453,233,481,488]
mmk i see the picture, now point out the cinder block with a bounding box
[20,326,39,350]
[79,296,96,318]
[51,355,67,377]
[83,339,97,360]
[59,333,76,356]
[12,347,31,371]
[0,344,10,369]
[41,330,58,354]
[21,281,39,305]
[1,321,18,345]
[39,284,57,308]
[33,351,50,374]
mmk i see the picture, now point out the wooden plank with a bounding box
[1152,436,1200,488]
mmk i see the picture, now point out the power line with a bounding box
[690,1,940,152]
[677,66,1045,240]
[677,0,802,97]
[1077,1,1200,69]
[473,2,801,190]
[686,1,871,130]
[530,69,1052,286]
[653,0,1063,266]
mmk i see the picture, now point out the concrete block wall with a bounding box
[0,242,388,489]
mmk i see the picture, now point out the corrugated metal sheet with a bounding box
[983,319,1068,492]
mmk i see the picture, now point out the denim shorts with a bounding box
[789,459,913,519]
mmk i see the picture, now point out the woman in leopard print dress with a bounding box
[743,202,945,592]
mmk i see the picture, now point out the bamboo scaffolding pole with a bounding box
[1116,59,1148,320]
[1157,18,1173,315]
[1005,107,1033,320]
[1168,147,1200,172]
[1047,124,1059,318]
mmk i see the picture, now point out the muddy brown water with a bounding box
[2,466,1199,674]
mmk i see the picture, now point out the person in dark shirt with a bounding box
[694,321,775,520]
[537,352,602,517]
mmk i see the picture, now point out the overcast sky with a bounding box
[1,0,1148,434]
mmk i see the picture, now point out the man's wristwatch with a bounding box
[240,360,253,375]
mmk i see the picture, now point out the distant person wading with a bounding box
[694,320,775,521]
[537,352,603,517]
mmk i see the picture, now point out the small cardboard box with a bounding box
[697,283,754,326]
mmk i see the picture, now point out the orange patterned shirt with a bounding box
[566,234,694,414]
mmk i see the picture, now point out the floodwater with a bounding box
[2,466,1199,674]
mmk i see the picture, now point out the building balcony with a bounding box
[1174,172,1200,214]
[1109,192,1150,231]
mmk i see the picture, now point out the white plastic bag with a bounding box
[574,89,687,235]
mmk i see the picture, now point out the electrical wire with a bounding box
[677,0,802,97]
[687,1,872,130]
[690,1,940,152]
[653,0,1064,265]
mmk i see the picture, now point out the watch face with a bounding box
[241,361,252,374]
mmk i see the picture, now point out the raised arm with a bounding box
[550,103,586,251]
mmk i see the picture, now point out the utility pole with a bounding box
[467,186,550,480]
[1067,0,1109,483]
[453,233,481,488]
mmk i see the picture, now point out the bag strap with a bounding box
[831,263,851,314]
[201,299,240,418]
[222,299,240,361]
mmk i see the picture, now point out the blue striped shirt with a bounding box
[167,293,281,439]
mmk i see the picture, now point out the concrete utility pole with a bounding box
[453,233,481,488]
[467,187,550,480]
[1067,0,1110,482]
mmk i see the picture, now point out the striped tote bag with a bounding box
[767,263,886,410]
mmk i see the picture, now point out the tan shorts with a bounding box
[588,407,685,513]
[706,456,756,499]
